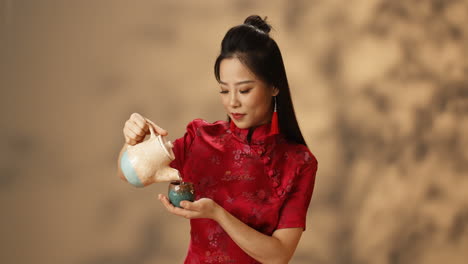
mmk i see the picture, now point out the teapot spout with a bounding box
[154,167,182,182]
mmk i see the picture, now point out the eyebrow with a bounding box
[219,80,255,86]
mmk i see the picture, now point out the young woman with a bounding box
[118,15,318,264]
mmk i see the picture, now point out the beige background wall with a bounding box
[1,0,467,263]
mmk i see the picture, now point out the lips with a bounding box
[231,113,246,120]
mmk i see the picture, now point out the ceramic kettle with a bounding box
[120,126,181,187]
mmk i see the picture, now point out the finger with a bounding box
[123,128,139,145]
[124,134,131,144]
[145,118,168,136]
[158,194,171,206]
[159,195,195,218]
[127,137,138,146]
[130,113,147,129]
[130,113,146,125]
[180,200,195,210]
[159,194,181,213]
[129,113,150,134]
[126,120,147,137]
[124,126,144,143]
[159,194,177,212]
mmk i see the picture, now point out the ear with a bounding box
[272,86,279,96]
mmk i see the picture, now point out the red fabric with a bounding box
[170,119,317,263]
[269,111,279,135]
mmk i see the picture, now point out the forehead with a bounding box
[219,57,257,82]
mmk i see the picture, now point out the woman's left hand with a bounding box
[158,194,221,220]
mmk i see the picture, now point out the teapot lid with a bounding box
[157,134,175,160]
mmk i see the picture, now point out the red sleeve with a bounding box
[169,119,203,180]
[276,155,318,230]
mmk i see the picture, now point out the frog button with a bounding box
[262,156,271,164]
[272,181,279,187]
[276,189,284,196]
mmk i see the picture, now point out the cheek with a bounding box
[250,94,271,113]
[247,92,263,106]
[220,96,229,108]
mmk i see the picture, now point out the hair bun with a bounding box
[244,15,271,34]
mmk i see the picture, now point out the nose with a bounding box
[229,92,240,108]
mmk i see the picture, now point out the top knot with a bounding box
[244,15,271,34]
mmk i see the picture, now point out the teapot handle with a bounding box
[148,124,157,139]
[126,121,157,150]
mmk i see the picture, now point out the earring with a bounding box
[270,96,279,135]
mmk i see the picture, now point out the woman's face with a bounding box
[218,57,279,129]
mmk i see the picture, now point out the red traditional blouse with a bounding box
[170,119,317,263]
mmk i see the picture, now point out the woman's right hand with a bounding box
[123,113,168,145]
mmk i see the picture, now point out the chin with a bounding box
[237,125,251,129]
[233,121,250,129]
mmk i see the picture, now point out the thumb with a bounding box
[180,200,196,210]
[145,118,168,136]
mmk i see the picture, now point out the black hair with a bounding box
[214,15,307,146]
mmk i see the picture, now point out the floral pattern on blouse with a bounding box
[170,119,318,264]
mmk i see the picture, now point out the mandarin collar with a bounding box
[229,121,279,145]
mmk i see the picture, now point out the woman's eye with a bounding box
[219,90,228,94]
[240,89,251,94]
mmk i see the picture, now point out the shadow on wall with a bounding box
[319,0,468,263]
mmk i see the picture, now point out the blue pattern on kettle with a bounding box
[120,150,144,187]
